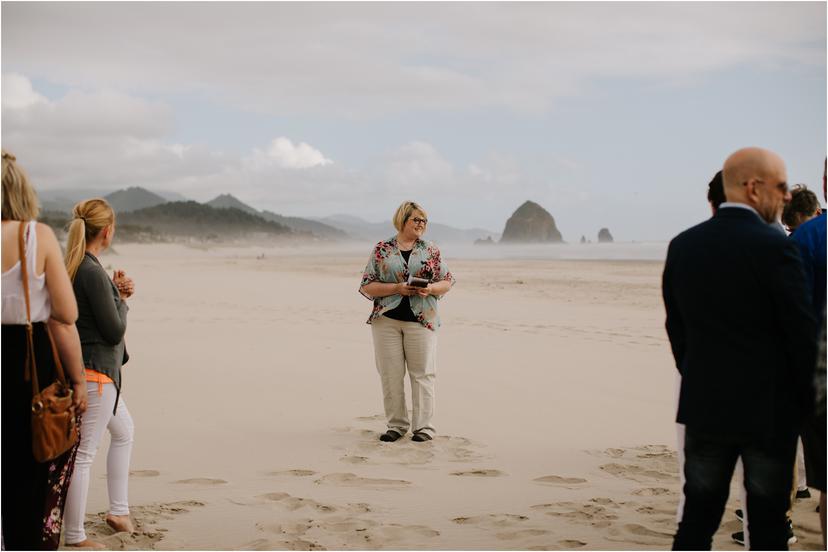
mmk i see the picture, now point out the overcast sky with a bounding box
[2,2,825,241]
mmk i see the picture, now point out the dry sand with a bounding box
[66,243,823,550]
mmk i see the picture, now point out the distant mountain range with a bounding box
[38,187,175,213]
[314,214,499,244]
[118,201,293,239]
[36,186,499,243]
[106,187,168,213]
[206,194,346,240]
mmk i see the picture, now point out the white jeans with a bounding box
[63,382,134,544]
[371,316,437,436]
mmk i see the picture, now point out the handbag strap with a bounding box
[18,221,69,394]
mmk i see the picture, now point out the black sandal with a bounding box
[411,432,433,442]
[379,430,402,442]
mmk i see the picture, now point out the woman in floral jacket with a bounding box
[360,201,455,442]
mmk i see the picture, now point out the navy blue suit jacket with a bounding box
[662,206,817,443]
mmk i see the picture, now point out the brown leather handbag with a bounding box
[18,221,79,463]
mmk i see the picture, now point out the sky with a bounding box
[2,2,826,241]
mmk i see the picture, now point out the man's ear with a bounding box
[744,179,761,204]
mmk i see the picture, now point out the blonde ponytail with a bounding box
[65,198,115,281]
[64,218,87,281]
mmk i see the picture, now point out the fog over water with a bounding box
[237,241,670,262]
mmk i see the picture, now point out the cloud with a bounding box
[246,137,332,170]
[1,74,226,190]
[0,76,538,227]
[2,3,823,117]
[1,72,48,109]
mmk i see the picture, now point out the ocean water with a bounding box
[436,241,669,261]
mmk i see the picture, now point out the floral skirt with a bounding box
[2,323,79,550]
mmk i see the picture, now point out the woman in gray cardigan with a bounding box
[62,198,136,549]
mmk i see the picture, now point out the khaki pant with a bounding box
[371,316,437,437]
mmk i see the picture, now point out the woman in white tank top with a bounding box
[1,150,88,550]
[2,220,52,323]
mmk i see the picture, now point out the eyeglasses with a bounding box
[748,179,789,195]
[410,217,428,226]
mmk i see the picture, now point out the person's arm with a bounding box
[362,281,416,298]
[359,243,416,298]
[81,266,129,345]
[769,241,818,414]
[662,242,686,374]
[416,280,452,297]
[39,224,87,413]
[47,319,88,414]
[40,224,77,324]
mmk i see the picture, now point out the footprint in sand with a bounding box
[314,472,412,490]
[624,523,673,538]
[558,539,588,548]
[600,463,676,482]
[636,505,678,516]
[352,442,434,465]
[130,470,160,477]
[531,502,618,525]
[173,478,227,485]
[589,497,623,507]
[449,469,505,477]
[258,519,315,537]
[267,469,317,477]
[354,414,385,423]
[632,487,675,497]
[282,497,337,513]
[340,455,369,464]
[82,500,205,549]
[371,523,440,540]
[495,529,549,540]
[532,475,588,488]
[452,514,529,528]
[242,536,326,551]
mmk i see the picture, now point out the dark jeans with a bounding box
[673,427,797,551]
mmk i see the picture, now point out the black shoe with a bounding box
[379,430,402,442]
[735,509,744,522]
[733,520,797,546]
[786,519,797,545]
[411,432,433,442]
[796,488,812,499]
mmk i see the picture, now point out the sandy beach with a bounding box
[68,243,823,551]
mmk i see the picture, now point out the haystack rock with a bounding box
[499,201,563,243]
[598,228,614,243]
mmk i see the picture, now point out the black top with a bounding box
[73,252,129,412]
[383,249,418,322]
[663,206,817,444]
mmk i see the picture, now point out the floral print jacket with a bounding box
[360,236,455,331]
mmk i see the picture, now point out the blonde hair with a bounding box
[392,201,428,232]
[65,198,115,281]
[2,150,40,221]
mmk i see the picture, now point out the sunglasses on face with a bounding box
[747,180,789,195]
[410,217,428,226]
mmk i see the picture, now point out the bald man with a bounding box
[663,147,817,550]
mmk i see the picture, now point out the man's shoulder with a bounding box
[669,210,786,253]
[793,213,827,242]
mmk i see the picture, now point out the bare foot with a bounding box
[65,539,107,550]
[105,513,135,534]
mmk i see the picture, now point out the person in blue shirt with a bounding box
[791,159,827,546]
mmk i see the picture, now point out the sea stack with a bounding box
[500,200,563,243]
[597,228,614,243]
